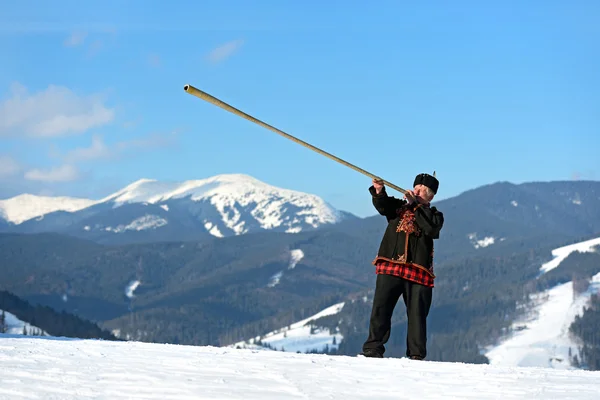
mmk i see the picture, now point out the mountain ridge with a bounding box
[0,173,356,243]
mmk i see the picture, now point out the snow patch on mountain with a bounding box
[539,236,600,274]
[268,249,304,287]
[0,194,96,224]
[230,302,344,354]
[289,249,304,269]
[1,310,48,336]
[467,233,502,249]
[104,215,168,233]
[203,220,224,238]
[267,272,284,288]
[125,280,141,298]
[212,196,247,235]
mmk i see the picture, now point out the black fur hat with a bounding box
[413,172,439,194]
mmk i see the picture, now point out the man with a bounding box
[360,172,444,360]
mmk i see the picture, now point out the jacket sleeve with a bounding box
[414,205,444,239]
[369,185,406,221]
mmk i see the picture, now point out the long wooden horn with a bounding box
[183,84,407,194]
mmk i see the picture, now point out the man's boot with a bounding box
[358,349,383,358]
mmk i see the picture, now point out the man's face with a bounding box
[414,184,434,202]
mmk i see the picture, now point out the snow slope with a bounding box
[0,336,599,399]
[539,236,600,274]
[1,310,48,336]
[230,302,344,353]
[485,272,600,369]
[485,236,600,368]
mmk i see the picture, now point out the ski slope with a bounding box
[1,335,599,399]
[485,272,600,369]
[484,236,600,368]
[230,302,344,353]
[538,236,600,274]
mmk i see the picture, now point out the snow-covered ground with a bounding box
[0,336,599,399]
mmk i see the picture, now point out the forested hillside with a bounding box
[570,294,600,370]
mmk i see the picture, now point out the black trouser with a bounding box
[362,274,433,358]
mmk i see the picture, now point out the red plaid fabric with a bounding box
[373,258,435,288]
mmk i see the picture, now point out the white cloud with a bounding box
[25,164,80,182]
[0,155,21,178]
[0,82,115,138]
[64,31,87,47]
[61,131,178,163]
[206,39,244,64]
[63,135,112,163]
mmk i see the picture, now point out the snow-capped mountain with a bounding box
[0,174,356,243]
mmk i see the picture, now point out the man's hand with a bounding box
[372,178,384,194]
[404,190,417,204]
[405,190,429,205]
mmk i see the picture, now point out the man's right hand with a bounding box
[372,178,384,194]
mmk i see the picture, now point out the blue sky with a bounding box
[0,0,598,217]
